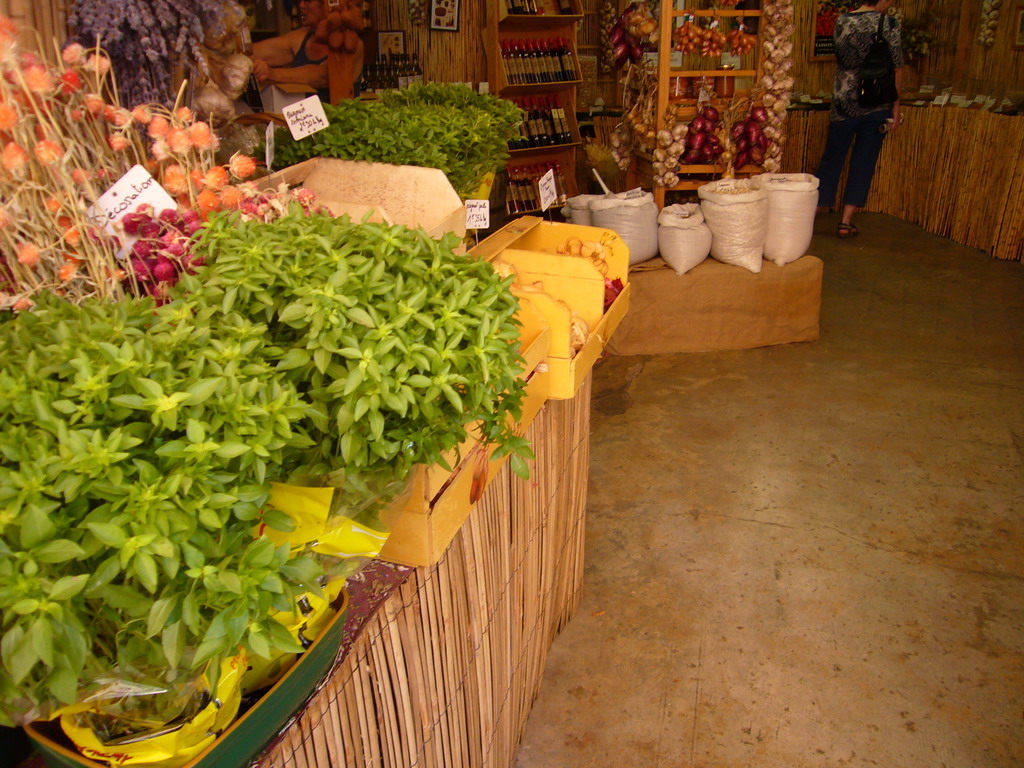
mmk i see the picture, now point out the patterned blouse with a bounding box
[831,11,904,121]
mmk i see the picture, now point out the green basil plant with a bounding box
[269,83,523,199]
[0,207,532,726]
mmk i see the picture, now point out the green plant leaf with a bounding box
[10,599,40,615]
[47,666,78,705]
[2,626,38,684]
[261,508,295,532]
[246,628,271,660]
[20,507,56,549]
[184,378,223,405]
[215,442,249,459]
[162,620,185,668]
[86,522,126,548]
[147,595,178,637]
[48,575,88,601]
[30,617,54,668]
[276,348,311,371]
[35,539,86,563]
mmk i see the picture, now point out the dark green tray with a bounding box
[25,591,349,768]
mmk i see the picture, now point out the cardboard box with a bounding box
[259,83,317,114]
[259,157,467,241]
[378,320,551,568]
[471,217,631,399]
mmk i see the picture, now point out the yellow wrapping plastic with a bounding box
[58,655,245,768]
[241,482,381,693]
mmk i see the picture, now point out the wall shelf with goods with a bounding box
[488,0,585,216]
[644,0,767,205]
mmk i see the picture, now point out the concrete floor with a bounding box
[514,213,1024,768]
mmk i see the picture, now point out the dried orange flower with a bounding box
[197,188,219,212]
[0,103,17,130]
[62,42,84,66]
[12,297,34,311]
[83,93,104,117]
[22,65,52,93]
[106,107,131,127]
[187,121,214,150]
[70,167,89,185]
[189,168,206,191]
[16,243,40,267]
[34,139,63,165]
[107,134,130,151]
[218,185,242,209]
[162,164,189,195]
[175,107,194,123]
[0,205,10,228]
[86,53,111,76]
[148,115,170,138]
[58,260,79,282]
[150,139,170,161]
[204,165,229,190]
[167,127,191,154]
[228,153,257,179]
[45,197,62,213]
[131,104,153,124]
[2,142,28,173]
[64,227,81,246]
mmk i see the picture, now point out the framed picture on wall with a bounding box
[377,30,405,56]
[1014,5,1024,49]
[430,0,459,32]
[811,0,857,60]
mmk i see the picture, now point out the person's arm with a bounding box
[262,62,329,89]
[252,31,300,67]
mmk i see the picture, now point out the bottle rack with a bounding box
[487,0,583,215]
[648,0,766,206]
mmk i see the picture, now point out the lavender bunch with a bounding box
[68,0,242,107]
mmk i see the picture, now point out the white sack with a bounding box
[657,203,712,275]
[560,194,607,226]
[590,192,660,265]
[755,173,819,265]
[697,179,767,273]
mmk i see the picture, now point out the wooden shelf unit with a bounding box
[648,1,766,206]
[487,0,584,213]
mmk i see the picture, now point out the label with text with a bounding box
[85,164,177,247]
[465,200,490,230]
[283,96,330,141]
[538,168,557,212]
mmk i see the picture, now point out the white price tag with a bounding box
[283,95,329,140]
[933,93,950,107]
[465,199,490,230]
[265,121,275,172]
[623,187,647,199]
[983,97,997,110]
[85,164,177,245]
[537,168,557,212]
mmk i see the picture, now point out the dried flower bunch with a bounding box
[67,0,245,107]
[0,15,294,311]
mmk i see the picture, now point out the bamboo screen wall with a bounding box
[257,381,592,768]
[372,1,487,86]
[1,0,66,54]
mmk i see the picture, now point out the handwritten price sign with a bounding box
[465,200,490,231]
[283,96,330,141]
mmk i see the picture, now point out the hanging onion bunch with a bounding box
[608,2,657,69]
[610,61,658,170]
[652,116,687,187]
[728,103,770,173]
[600,1,619,73]
[727,26,757,56]
[673,19,702,54]
[700,24,727,57]
[977,0,999,47]
[756,0,795,172]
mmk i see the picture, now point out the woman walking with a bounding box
[816,0,903,238]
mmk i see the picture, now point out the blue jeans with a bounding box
[816,109,891,209]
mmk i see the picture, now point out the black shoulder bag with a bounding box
[857,14,899,108]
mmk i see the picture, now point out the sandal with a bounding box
[836,222,859,239]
